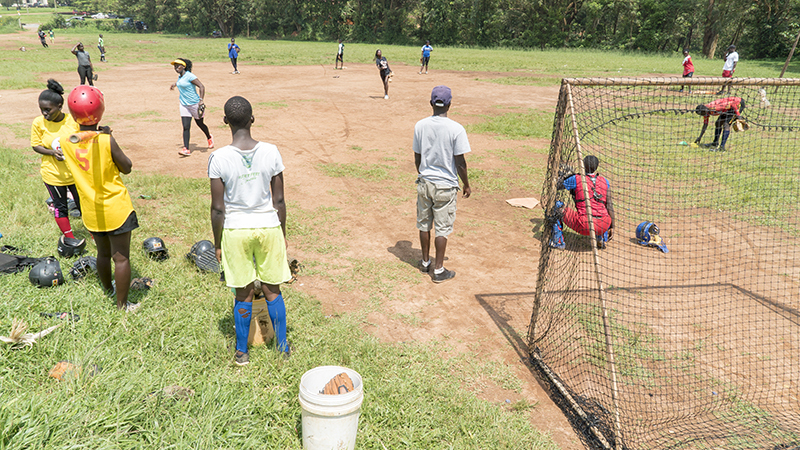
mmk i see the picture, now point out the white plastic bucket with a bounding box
[298,366,364,450]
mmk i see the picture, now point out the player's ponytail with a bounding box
[181,58,193,72]
[38,79,64,106]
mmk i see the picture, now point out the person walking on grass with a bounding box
[414,85,471,283]
[98,34,106,62]
[71,42,95,86]
[38,29,48,48]
[49,29,54,44]
[679,49,693,93]
[60,85,140,312]
[209,96,293,366]
[228,38,240,74]
[375,49,391,99]
[169,58,213,156]
[717,44,738,95]
[419,40,432,74]
[335,39,344,69]
[30,79,84,249]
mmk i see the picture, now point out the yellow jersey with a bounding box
[30,113,79,186]
[60,133,134,232]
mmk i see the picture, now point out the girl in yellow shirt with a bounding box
[30,79,84,248]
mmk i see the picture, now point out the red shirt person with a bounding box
[694,97,745,152]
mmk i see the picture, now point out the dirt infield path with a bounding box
[1,59,583,449]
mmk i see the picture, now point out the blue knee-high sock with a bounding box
[550,201,565,249]
[233,300,252,354]
[720,130,730,148]
[267,294,288,353]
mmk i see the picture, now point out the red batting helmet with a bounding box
[67,85,105,125]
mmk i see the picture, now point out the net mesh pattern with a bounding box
[530,78,800,450]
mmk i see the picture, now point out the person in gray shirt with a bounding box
[413,85,471,283]
[71,42,95,86]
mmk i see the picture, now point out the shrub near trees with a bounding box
[67,0,799,58]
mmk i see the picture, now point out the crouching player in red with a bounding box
[59,86,140,312]
[209,96,292,366]
[549,155,616,250]
[694,97,745,152]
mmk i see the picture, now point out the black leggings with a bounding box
[78,65,94,86]
[182,116,211,148]
[44,183,81,218]
[230,57,238,71]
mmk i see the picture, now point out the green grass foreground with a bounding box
[1,25,799,90]
[0,145,558,449]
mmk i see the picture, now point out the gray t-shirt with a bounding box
[413,115,471,188]
[75,50,91,66]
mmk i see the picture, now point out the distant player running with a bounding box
[694,97,745,152]
[679,49,693,93]
[228,38,241,74]
[335,39,344,69]
[419,40,432,74]
[209,96,292,365]
[60,86,140,312]
[375,49,391,99]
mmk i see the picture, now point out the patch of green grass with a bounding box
[317,162,390,181]
[0,144,558,450]
[479,76,563,87]
[467,109,554,140]
[122,110,162,120]
[0,122,30,140]
[256,101,288,109]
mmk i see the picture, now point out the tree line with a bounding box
[62,0,800,59]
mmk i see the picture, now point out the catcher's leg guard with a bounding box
[267,294,289,354]
[547,201,566,249]
[233,300,252,354]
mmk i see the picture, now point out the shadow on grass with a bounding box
[387,239,449,269]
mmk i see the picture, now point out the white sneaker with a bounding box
[384,95,389,100]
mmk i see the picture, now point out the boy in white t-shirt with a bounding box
[717,44,739,95]
[209,96,292,366]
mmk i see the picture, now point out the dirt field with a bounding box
[0,36,585,448]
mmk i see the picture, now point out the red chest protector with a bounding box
[573,174,609,218]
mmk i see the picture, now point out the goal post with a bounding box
[529,77,800,450]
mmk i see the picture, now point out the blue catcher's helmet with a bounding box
[636,221,669,253]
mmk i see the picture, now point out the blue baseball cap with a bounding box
[431,85,452,107]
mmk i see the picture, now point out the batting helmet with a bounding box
[636,221,669,253]
[186,240,219,273]
[67,85,105,125]
[143,237,169,260]
[69,256,97,280]
[57,235,87,258]
[29,258,64,287]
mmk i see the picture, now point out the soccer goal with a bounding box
[529,77,800,450]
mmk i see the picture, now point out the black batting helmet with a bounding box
[29,258,64,288]
[186,240,219,273]
[143,237,169,260]
[57,236,86,258]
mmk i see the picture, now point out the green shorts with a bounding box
[221,227,292,288]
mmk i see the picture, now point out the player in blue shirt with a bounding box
[228,38,241,74]
[419,40,433,74]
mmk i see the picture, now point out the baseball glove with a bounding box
[556,163,574,190]
[321,372,355,395]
